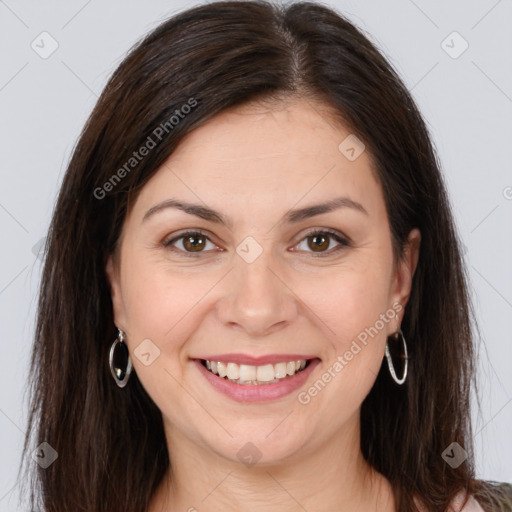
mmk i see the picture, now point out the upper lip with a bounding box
[196,353,318,365]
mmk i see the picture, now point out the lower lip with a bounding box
[194,358,320,403]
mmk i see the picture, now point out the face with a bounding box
[106,97,420,467]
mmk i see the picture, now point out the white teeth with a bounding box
[239,364,257,381]
[226,362,239,380]
[217,361,227,378]
[257,364,275,382]
[274,362,287,379]
[203,358,309,384]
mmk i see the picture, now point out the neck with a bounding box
[149,413,395,512]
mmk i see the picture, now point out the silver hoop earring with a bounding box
[109,328,132,388]
[385,328,408,385]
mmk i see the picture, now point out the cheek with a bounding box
[295,264,393,424]
[299,259,393,350]
[120,253,200,334]
[123,277,172,336]
[119,257,225,373]
[118,260,203,408]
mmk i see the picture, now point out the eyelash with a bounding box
[161,228,350,258]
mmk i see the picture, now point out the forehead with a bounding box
[129,97,383,222]
[168,97,363,168]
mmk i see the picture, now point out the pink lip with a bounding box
[197,353,316,365]
[193,358,320,403]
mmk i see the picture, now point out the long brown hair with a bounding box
[19,1,511,510]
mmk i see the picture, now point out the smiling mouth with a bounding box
[200,358,313,385]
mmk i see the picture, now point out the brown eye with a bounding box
[307,233,330,252]
[294,229,349,256]
[182,233,206,252]
[163,231,216,255]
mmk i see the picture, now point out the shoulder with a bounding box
[413,484,512,512]
[448,490,485,512]
[450,483,512,512]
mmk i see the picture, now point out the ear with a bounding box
[388,228,421,332]
[105,253,128,332]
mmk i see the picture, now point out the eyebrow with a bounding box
[142,196,368,226]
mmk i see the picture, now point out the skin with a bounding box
[106,96,421,512]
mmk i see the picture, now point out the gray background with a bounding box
[1,0,511,509]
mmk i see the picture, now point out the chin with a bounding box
[197,420,311,468]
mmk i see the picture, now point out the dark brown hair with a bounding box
[19,1,512,510]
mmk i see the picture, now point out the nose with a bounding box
[216,246,299,337]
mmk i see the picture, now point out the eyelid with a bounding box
[298,227,351,246]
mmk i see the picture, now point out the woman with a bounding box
[19,1,512,511]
